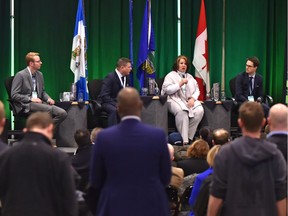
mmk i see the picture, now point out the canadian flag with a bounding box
[192,0,210,101]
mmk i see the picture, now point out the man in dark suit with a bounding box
[235,56,269,117]
[90,87,171,216]
[11,52,67,131]
[72,129,93,191]
[98,57,132,126]
[0,112,77,216]
[267,103,288,161]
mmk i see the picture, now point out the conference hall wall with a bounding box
[0,0,286,121]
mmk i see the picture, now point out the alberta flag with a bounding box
[192,0,210,101]
[70,0,89,101]
[137,0,156,90]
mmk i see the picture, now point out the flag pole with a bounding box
[129,0,134,86]
[221,0,226,94]
[10,0,15,131]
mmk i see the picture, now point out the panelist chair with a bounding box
[4,76,29,139]
[155,77,177,133]
[87,79,108,129]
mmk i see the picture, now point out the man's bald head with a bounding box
[167,143,174,161]
[117,87,143,117]
[268,103,288,131]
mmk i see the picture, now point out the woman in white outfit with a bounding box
[161,55,204,144]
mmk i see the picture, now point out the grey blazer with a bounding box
[11,68,50,114]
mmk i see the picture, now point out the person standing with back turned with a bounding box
[0,112,77,216]
[207,101,287,216]
[90,87,171,216]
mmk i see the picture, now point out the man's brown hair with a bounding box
[239,101,264,132]
[25,52,40,66]
[26,112,53,130]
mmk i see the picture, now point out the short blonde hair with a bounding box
[187,139,209,159]
[206,145,221,167]
[90,127,103,143]
[25,52,40,66]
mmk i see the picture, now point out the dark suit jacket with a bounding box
[0,139,8,153]
[90,118,171,216]
[98,71,129,108]
[177,157,209,177]
[11,68,50,114]
[267,133,287,161]
[235,72,264,103]
[0,132,77,216]
[72,144,93,191]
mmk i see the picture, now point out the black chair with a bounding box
[179,185,193,212]
[87,79,108,129]
[4,76,29,138]
[166,185,180,216]
[155,77,178,133]
[229,76,273,106]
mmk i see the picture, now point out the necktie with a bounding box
[121,76,125,87]
[249,77,253,94]
[32,74,37,91]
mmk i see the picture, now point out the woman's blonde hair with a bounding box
[187,139,209,159]
[206,145,221,167]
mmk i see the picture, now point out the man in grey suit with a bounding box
[11,52,67,132]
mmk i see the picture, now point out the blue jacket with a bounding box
[189,167,213,216]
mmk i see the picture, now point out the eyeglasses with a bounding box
[34,60,42,63]
[246,64,254,68]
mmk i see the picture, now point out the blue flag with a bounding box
[137,0,156,89]
[70,0,89,101]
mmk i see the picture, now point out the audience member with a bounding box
[177,139,209,176]
[168,132,187,162]
[161,55,204,144]
[167,143,184,189]
[235,56,269,117]
[189,145,221,216]
[199,126,213,148]
[0,112,77,216]
[90,127,103,144]
[72,129,93,192]
[98,57,132,126]
[208,102,287,216]
[11,52,67,133]
[89,87,171,215]
[0,101,8,152]
[212,128,230,146]
[267,103,288,161]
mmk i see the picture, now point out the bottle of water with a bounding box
[70,83,76,101]
[148,78,155,95]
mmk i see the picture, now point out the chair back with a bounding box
[229,76,236,97]
[179,185,193,211]
[155,77,164,92]
[87,79,103,100]
[4,76,14,99]
[166,185,180,216]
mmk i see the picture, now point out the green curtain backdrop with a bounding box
[0,0,286,123]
